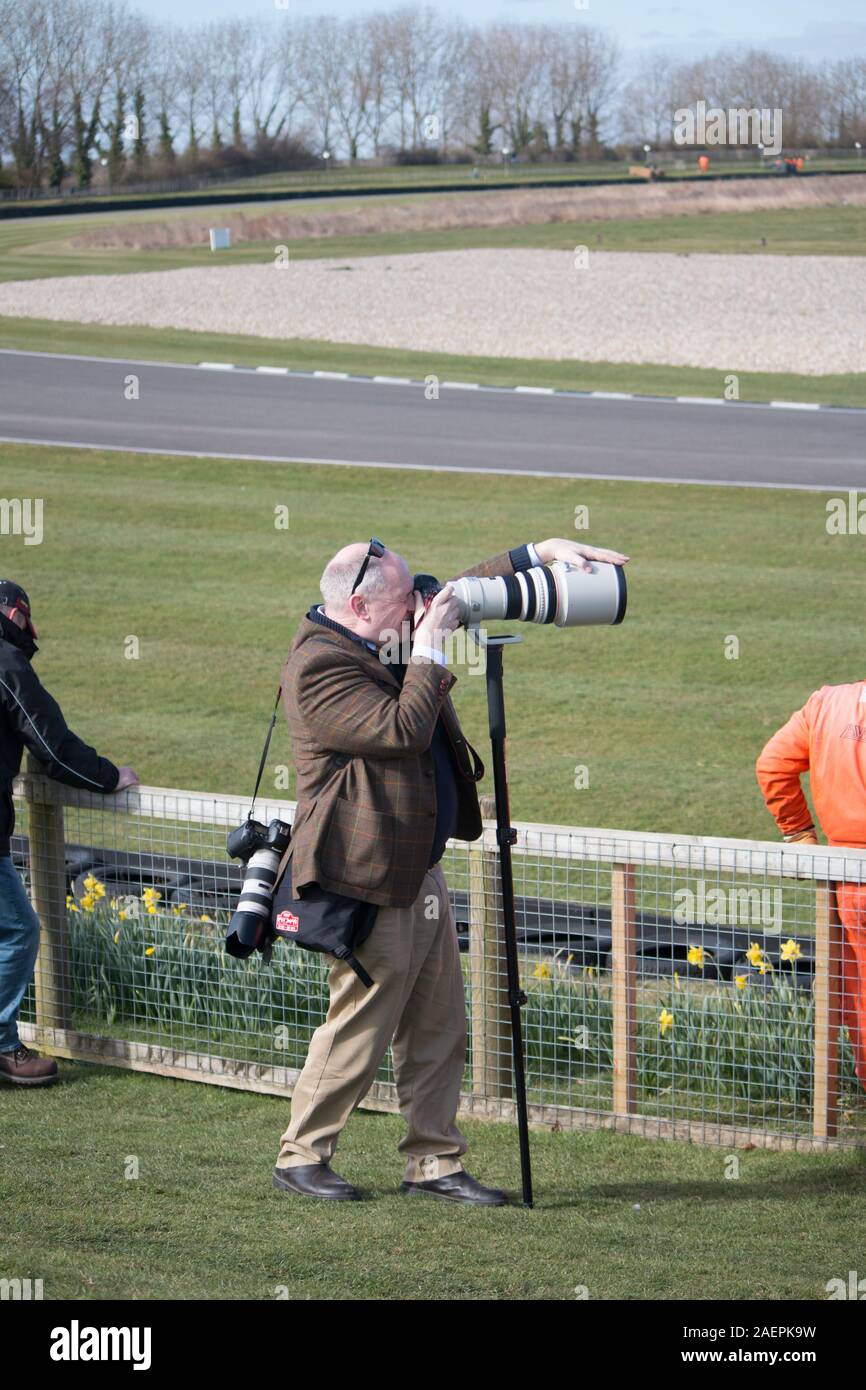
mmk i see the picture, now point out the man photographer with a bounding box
[0,581,139,1085]
[272,535,628,1204]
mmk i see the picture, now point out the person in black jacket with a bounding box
[0,580,139,1085]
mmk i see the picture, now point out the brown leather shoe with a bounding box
[400,1170,509,1206]
[0,1044,58,1086]
[272,1163,360,1201]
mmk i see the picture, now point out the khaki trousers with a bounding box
[275,861,469,1182]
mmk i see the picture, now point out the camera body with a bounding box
[225,817,292,959]
[226,817,290,864]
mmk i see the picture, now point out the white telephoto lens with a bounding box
[550,560,627,627]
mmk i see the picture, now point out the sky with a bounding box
[134,0,866,64]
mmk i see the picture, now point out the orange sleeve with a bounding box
[755,693,819,836]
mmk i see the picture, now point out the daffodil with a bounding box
[532,961,551,980]
[746,941,765,968]
[659,1008,674,1036]
[118,910,127,922]
[200,914,212,923]
[734,973,747,990]
[781,939,802,962]
[68,902,79,913]
[114,930,121,944]
[81,892,95,911]
[142,887,161,905]
[758,958,774,975]
[145,946,155,957]
[83,874,105,897]
[687,945,706,968]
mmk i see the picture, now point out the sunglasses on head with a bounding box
[350,538,386,596]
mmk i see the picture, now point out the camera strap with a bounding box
[249,684,283,820]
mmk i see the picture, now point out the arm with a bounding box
[755,692,822,840]
[0,653,120,792]
[290,639,453,759]
[453,538,629,583]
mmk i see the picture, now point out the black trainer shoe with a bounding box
[400,1170,508,1205]
[0,1044,58,1087]
[272,1162,360,1200]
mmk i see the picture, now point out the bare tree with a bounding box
[618,50,678,147]
[297,15,343,154]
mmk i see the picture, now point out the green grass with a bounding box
[2,203,865,285]
[1,441,862,839]
[1,1061,865,1299]
[2,317,864,407]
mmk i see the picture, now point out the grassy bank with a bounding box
[2,203,865,285]
[1,1061,864,1299]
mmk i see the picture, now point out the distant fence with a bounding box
[12,760,866,1151]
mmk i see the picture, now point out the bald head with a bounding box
[319,541,415,643]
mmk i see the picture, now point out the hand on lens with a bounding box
[115,766,141,790]
[543,539,630,573]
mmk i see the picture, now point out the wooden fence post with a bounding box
[813,883,843,1139]
[24,754,70,1039]
[611,862,637,1117]
[468,794,512,1100]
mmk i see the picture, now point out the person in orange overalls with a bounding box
[756,680,866,1090]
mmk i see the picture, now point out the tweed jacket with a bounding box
[276,547,522,908]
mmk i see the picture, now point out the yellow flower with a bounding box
[109,897,119,909]
[114,930,121,944]
[687,945,705,968]
[118,910,127,921]
[200,914,212,923]
[532,961,551,979]
[746,941,765,967]
[68,902,79,913]
[171,904,189,916]
[146,904,157,915]
[83,873,104,893]
[659,1008,674,1036]
[145,946,155,957]
[758,958,774,975]
[781,939,802,962]
[81,893,95,911]
[673,971,681,990]
[142,887,161,904]
[734,973,748,990]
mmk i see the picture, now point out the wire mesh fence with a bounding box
[11,763,866,1149]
